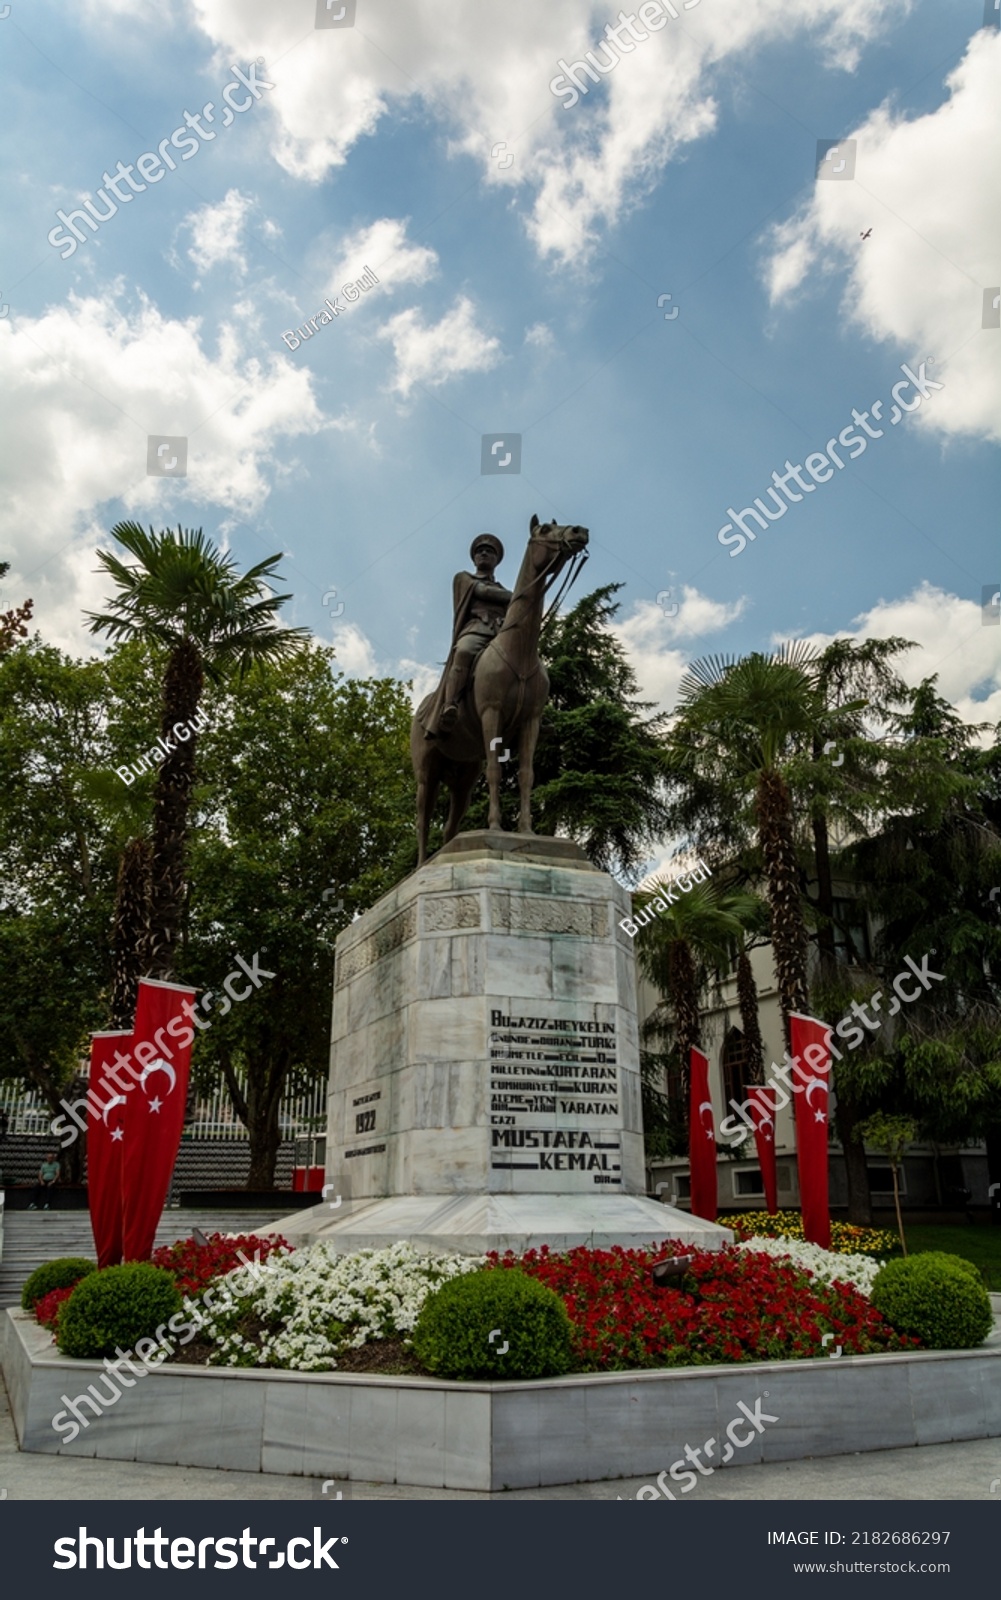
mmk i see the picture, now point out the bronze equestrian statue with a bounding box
[411,514,588,866]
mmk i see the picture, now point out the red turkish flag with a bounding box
[747,1083,778,1214]
[688,1045,717,1222]
[87,1031,132,1268]
[121,978,196,1262]
[790,1012,832,1248]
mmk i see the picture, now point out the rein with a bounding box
[541,547,588,625]
[490,529,588,678]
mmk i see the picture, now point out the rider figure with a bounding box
[424,535,512,737]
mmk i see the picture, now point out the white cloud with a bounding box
[524,321,554,348]
[0,288,327,653]
[145,0,913,267]
[176,188,261,281]
[611,588,748,713]
[788,582,1001,731]
[376,294,501,397]
[323,217,438,303]
[330,620,380,676]
[328,622,438,704]
[764,30,1001,444]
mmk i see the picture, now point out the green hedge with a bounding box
[412,1268,573,1380]
[57,1264,182,1359]
[870,1253,992,1350]
[21,1257,96,1311]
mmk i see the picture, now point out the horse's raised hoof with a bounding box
[439,704,459,734]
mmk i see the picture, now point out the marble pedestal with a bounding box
[276,832,729,1254]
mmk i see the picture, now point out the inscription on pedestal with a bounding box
[488,1005,622,1188]
[342,1079,388,1172]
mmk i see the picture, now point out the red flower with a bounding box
[150,1232,291,1298]
[484,1241,916,1371]
[34,1286,75,1331]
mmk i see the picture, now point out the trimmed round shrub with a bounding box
[870,1255,992,1350]
[412,1268,574,1380]
[21,1257,96,1311]
[908,1250,983,1284]
[57,1264,182,1359]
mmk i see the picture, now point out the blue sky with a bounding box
[2,0,998,739]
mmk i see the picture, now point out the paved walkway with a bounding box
[2,1376,997,1500]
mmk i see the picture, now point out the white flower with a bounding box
[198,1241,484,1371]
[736,1236,884,1296]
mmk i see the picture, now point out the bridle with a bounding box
[518,524,590,624]
[487,525,588,690]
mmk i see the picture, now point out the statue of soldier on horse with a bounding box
[411,513,589,866]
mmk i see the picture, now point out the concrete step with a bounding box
[0,1209,283,1306]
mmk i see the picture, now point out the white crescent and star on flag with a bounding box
[804,1075,830,1124]
[140,1059,177,1097]
[102,1092,127,1143]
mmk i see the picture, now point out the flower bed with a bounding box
[489,1242,914,1371]
[149,1232,291,1298]
[32,1233,932,1376]
[735,1234,884,1296]
[726,1211,897,1256]
[197,1241,481,1371]
[59,1236,912,1375]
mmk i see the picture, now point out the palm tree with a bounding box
[87,523,309,978]
[731,910,771,1089]
[77,768,153,1026]
[668,648,832,1046]
[635,879,764,1109]
[807,637,912,980]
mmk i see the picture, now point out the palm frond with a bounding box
[86,523,309,673]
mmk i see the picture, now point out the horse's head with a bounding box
[528,512,589,566]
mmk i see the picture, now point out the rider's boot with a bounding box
[437,655,471,735]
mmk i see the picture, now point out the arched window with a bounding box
[721,1026,753,1112]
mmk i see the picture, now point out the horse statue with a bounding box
[410,514,589,866]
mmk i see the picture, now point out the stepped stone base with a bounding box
[283,829,733,1257]
[268,1192,730,1256]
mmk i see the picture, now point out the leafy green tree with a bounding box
[841,680,1001,1191]
[0,561,33,655]
[857,1112,916,1254]
[0,634,417,1189]
[804,637,913,979]
[0,641,118,1176]
[87,523,309,979]
[183,648,415,1185]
